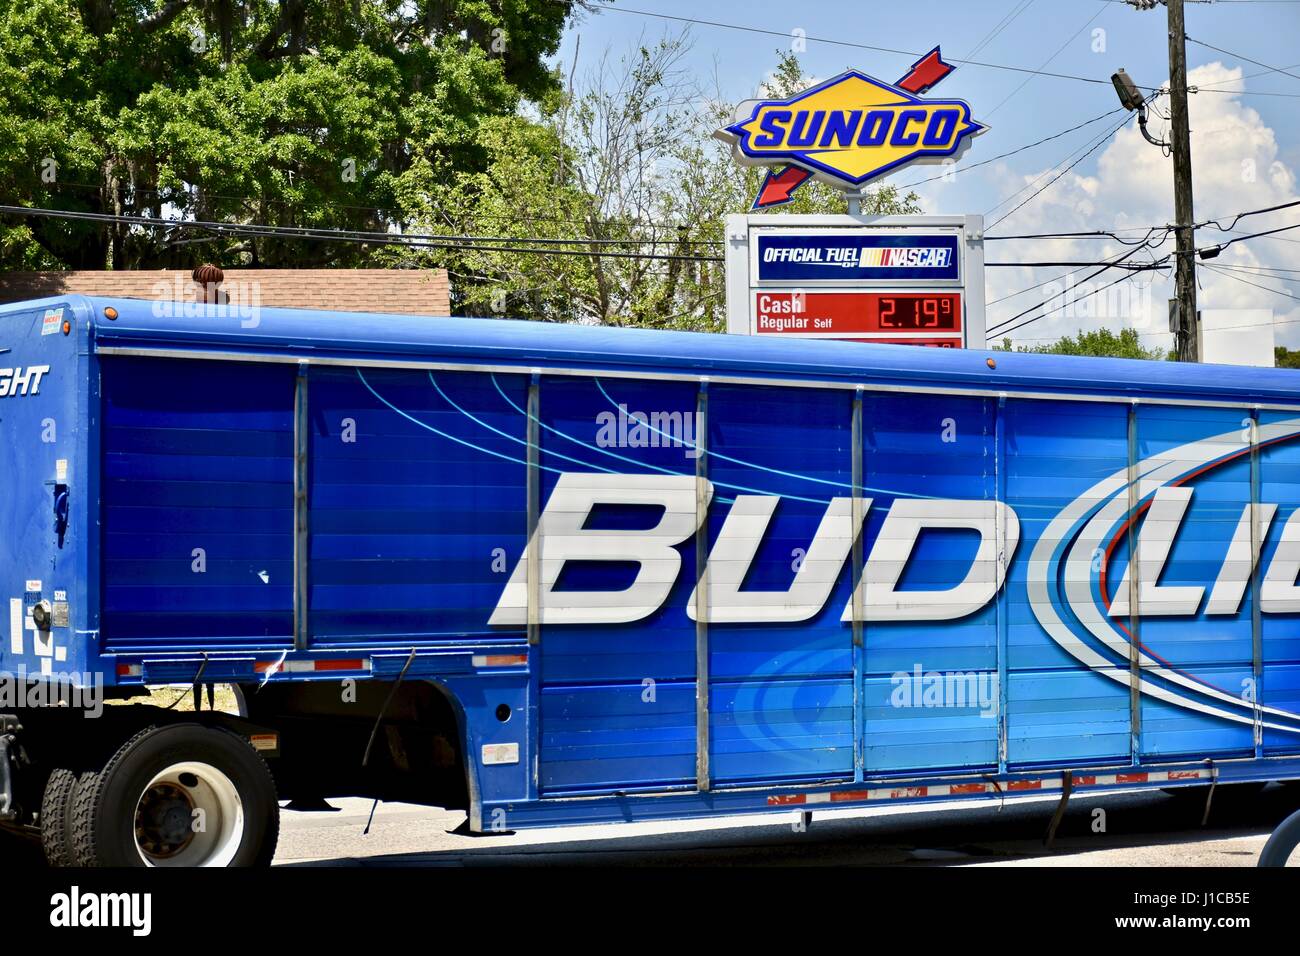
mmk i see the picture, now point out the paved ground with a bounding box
[3,781,1293,867]
[274,782,1300,867]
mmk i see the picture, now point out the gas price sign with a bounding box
[725,214,985,348]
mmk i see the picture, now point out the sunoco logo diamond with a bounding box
[717,68,986,189]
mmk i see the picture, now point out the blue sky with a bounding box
[554,0,1300,352]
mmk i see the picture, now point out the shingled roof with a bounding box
[0,268,450,316]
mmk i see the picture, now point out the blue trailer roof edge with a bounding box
[46,294,1300,407]
[0,293,97,324]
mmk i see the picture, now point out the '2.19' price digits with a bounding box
[877,293,959,330]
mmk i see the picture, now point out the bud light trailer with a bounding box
[3,293,1300,867]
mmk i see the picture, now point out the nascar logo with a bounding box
[717,69,986,189]
[762,246,953,269]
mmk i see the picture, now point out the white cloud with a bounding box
[974,63,1300,354]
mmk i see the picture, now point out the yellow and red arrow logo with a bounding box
[718,48,985,209]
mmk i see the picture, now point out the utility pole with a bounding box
[1166,0,1200,362]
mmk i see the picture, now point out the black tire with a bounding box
[39,768,81,867]
[70,724,278,868]
[1259,807,1300,866]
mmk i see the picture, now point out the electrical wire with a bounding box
[590,5,1153,89]
[983,3,1109,117]
[42,178,705,233]
[984,112,1138,229]
[1199,198,1300,233]
[3,203,1205,270]
[988,259,1170,341]
[986,238,1173,337]
[1204,262,1300,302]
[1200,219,1300,255]
[0,205,727,262]
[964,0,1037,62]
[900,107,1125,188]
[1186,36,1300,83]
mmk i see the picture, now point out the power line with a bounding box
[1197,60,1300,91]
[1203,262,1300,302]
[985,228,1171,308]
[1203,260,1300,276]
[964,0,1037,62]
[985,112,1138,229]
[1199,198,1300,232]
[1186,36,1300,82]
[900,107,1125,188]
[1193,86,1300,97]
[989,261,1169,340]
[6,202,1203,267]
[1199,218,1300,255]
[40,179,704,233]
[986,239,1173,337]
[993,226,1300,344]
[984,3,1109,117]
[592,5,1151,88]
[0,205,727,263]
[987,226,1171,243]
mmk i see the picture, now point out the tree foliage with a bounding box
[993,327,1166,360]
[1275,346,1300,369]
[0,0,579,269]
[418,43,921,329]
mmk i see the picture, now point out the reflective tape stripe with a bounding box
[472,653,528,667]
[254,658,370,674]
[766,769,1209,808]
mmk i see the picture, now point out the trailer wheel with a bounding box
[70,724,278,867]
[39,768,82,867]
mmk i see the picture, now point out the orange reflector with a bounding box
[103,307,118,320]
[314,658,366,671]
[473,653,528,667]
[62,320,71,335]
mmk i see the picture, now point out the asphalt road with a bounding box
[274,782,1300,867]
[3,781,1294,867]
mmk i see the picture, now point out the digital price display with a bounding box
[876,293,959,330]
[725,217,985,348]
[753,291,963,339]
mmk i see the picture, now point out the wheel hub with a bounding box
[135,782,196,858]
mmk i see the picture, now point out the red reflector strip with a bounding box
[472,653,528,667]
[314,658,367,672]
[830,789,872,803]
[117,663,142,677]
[255,658,370,674]
[763,768,1211,809]
[768,794,807,806]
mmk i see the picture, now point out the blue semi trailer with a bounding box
[3,292,1300,866]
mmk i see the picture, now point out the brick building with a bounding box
[0,268,451,316]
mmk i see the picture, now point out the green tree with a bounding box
[419,43,921,328]
[993,327,1165,360]
[1275,346,1300,369]
[0,0,581,270]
